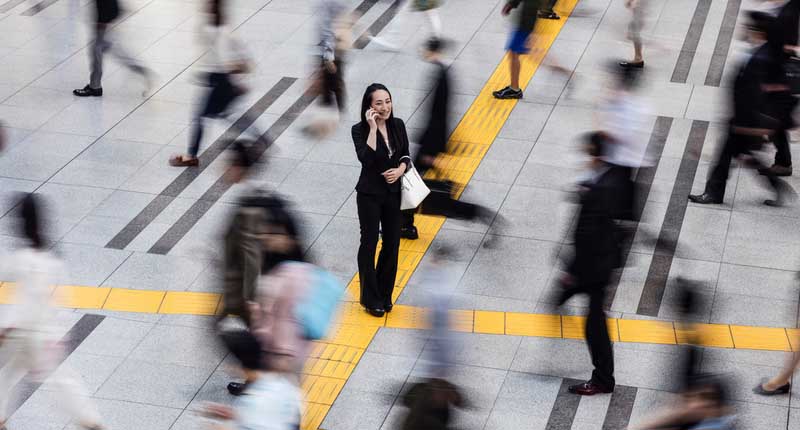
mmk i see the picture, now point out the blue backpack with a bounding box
[289,262,344,340]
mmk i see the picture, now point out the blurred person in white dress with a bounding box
[0,194,105,430]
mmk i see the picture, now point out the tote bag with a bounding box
[401,164,430,210]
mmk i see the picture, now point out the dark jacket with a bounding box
[567,166,621,285]
[352,118,411,195]
[766,0,800,84]
[731,44,773,128]
[507,0,542,31]
[417,61,450,166]
[95,0,120,24]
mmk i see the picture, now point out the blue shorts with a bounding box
[506,29,532,54]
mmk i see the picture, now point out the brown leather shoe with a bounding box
[568,381,614,396]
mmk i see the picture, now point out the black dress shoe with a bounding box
[73,85,103,97]
[227,381,248,396]
[384,303,393,313]
[568,381,614,396]
[619,61,644,69]
[366,307,385,317]
[753,380,791,396]
[688,193,722,204]
[400,226,419,240]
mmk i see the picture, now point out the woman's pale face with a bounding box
[370,89,392,120]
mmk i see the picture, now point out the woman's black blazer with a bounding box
[352,118,411,195]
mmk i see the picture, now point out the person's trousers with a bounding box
[543,0,558,12]
[586,284,615,389]
[770,92,798,167]
[89,24,147,89]
[189,72,241,158]
[0,334,101,425]
[357,192,401,310]
[320,58,346,112]
[705,129,781,199]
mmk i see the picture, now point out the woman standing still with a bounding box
[352,84,411,317]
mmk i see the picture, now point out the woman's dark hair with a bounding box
[19,193,46,249]
[747,10,775,34]
[359,83,394,131]
[584,131,611,158]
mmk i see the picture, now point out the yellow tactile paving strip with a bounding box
[1,281,798,354]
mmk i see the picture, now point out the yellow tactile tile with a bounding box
[335,302,386,327]
[397,252,424,271]
[0,283,18,304]
[676,324,734,349]
[618,319,677,345]
[386,304,430,329]
[561,316,620,342]
[730,326,792,351]
[450,310,475,333]
[505,312,561,338]
[788,329,800,351]
[158,291,221,315]
[473,310,506,334]
[306,376,345,405]
[52,286,111,309]
[102,288,165,313]
[301,403,329,430]
[324,324,379,349]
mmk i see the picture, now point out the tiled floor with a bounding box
[1,0,800,428]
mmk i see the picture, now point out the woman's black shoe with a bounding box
[366,307,385,317]
[227,381,247,396]
[753,380,791,396]
[384,303,393,313]
[619,61,644,69]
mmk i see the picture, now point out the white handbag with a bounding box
[400,163,430,210]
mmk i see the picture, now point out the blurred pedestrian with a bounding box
[204,330,302,430]
[753,272,800,395]
[401,36,451,239]
[218,141,305,396]
[367,0,443,51]
[400,378,465,430]
[73,0,152,97]
[630,375,736,430]
[303,0,352,140]
[0,194,105,430]
[620,0,647,68]
[758,0,800,177]
[493,0,542,99]
[170,0,258,167]
[557,132,622,396]
[538,0,559,19]
[689,11,796,207]
[598,66,650,222]
[352,83,411,317]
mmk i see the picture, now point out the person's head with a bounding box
[220,330,263,379]
[615,65,641,92]
[583,131,611,164]
[422,37,446,62]
[19,193,46,250]
[360,83,394,126]
[208,0,224,26]
[224,139,260,184]
[744,10,773,44]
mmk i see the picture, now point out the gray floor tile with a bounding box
[426,332,522,370]
[6,389,75,430]
[710,292,798,327]
[510,337,592,381]
[492,371,561,419]
[321,387,395,430]
[74,317,154,357]
[344,351,417,395]
[96,359,212,409]
[128,324,227,370]
[103,252,206,291]
[41,352,125,395]
[65,399,182,430]
[367,327,430,359]
[51,242,131,286]
[277,161,360,215]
